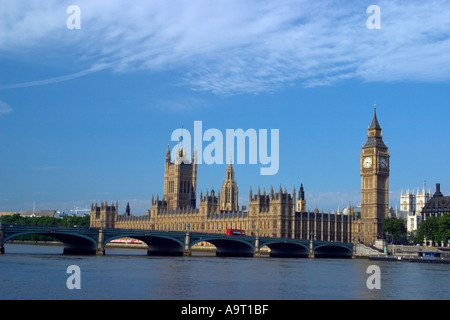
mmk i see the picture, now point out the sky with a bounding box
[0,0,449,215]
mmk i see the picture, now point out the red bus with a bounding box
[226,229,246,236]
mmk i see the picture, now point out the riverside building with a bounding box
[91,109,390,245]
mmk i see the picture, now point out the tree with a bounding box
[1,214,90,228]
[383,218,407,244]
[407,230,418,244]
[417,217,439,245]
[1,214,91,242]
[383,218,407,243]
[436,213,450,245]
[1,214,22,225]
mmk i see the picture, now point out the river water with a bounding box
[0,244,448,300]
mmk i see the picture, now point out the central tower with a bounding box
[163,145,197,210]
[360,106,390,244]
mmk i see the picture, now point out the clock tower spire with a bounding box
[360,105,390,244]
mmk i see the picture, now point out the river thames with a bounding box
[0,244,448,300]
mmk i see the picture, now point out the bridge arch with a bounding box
[313,243,353,258]
[190,237,254,257]
[3,229,98,255]
[103,233,185,256]
[260,239,309,258]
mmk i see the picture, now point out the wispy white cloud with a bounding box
[1,0,450,94]
[0,63,110,90]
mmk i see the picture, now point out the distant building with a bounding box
[421,183,450,220]
[18,210,57,218]
[397,186,432,232]
[1,210,60,218]
[0,212,18,217]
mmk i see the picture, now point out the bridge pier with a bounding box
[184,232,191,256]
[254,236,261,257]
[96,229,105,256]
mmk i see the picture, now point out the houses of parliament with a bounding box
[90,109,390,245]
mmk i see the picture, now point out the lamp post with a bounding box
[309,231,315,258]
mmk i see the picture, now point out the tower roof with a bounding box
[369,105,382,130]
[299,183,305,200]
[224,155,235,180]
[363,104,387,149]
[422,183,450,214]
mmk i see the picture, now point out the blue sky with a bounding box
[0,0,449,215]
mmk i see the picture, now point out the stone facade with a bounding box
[163,146,197,210]
[398,186,431,232]
[90,145,357,243]
[90,201,118,229]
[90,110,392,244]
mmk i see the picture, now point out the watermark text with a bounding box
[366,265,381,290]
[170,121,279,175]
[66,5,81,30]
[66,265,81,289]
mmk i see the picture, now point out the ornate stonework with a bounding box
[91,109,391,245]
[90,145,357,243]
[360,106,390,244]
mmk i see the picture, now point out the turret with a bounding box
[165,144,171,163]
[124,202,131,216]
[296,183,307,212]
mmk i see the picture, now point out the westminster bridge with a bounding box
[0,225,354,258]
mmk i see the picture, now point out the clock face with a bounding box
[363,157,372,168]
[380,157,387,169]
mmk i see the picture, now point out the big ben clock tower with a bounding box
[360,105,390,244]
